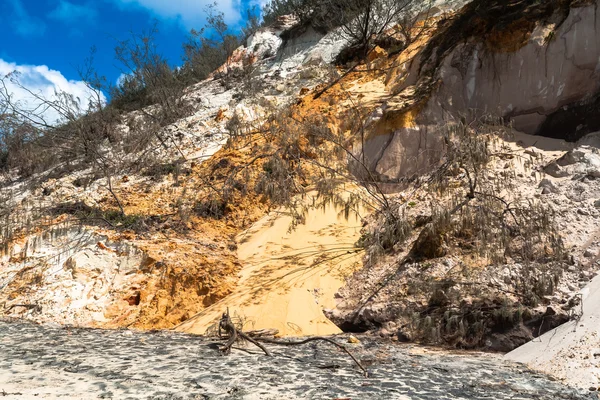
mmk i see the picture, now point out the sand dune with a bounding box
[176,196,365,336]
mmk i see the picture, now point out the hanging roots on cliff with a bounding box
[216,310,368,377]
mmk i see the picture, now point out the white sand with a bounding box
[506,273,600,389]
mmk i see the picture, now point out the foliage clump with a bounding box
[263,0,433,63]
[344,116,569,349]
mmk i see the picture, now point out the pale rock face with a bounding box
[545,146,600,178]
[539,178,560,194]
[578,131,600,147]
[246,29,283,60]
[277,26,350,71]
[1,227,146,326]
[367,3,600,181]
[373,125,446,180]
[428,5,600,131]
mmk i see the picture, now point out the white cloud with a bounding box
[0,59,107,125]
[116,72,129,86]
[110,0,243,29]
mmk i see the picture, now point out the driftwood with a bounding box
[244,328,280,338]
[217,310,368,377]
[218,311,272,356]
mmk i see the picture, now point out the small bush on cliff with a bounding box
[181,5,241,84]
[181,4,260,87]
[263,0,431,62]
[422,119,564,267]
[359,117,564,270]
[112,23,190,126]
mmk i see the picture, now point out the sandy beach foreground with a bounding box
[0,320,593,399]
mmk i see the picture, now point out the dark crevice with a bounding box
[337,321,372,333]
[535,92,600,141]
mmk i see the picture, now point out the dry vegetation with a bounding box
[345,117,568,347]
[0,0,575,348]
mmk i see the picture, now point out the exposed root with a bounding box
[257,336,368,377]
[218,310,271,356]
[216,310,368,377]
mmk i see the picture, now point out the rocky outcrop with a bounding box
[334,131,600,354]
[0,226,147,326]
[363,0,600,181]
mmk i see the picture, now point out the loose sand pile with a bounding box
[176,196,365,336]
[506,273,600,390]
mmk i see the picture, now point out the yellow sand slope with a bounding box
[175,200,364,336]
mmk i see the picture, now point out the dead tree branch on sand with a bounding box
[216,310,368,377]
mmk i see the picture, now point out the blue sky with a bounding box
[0,0,263,110]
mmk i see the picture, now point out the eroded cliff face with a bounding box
[431,1,600,136]
[324,1,600,389]
[0,15,354,332]
[3,5,600,388]
[363,0,600,181]
[0,222,243,329]
[1,227,145,326]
